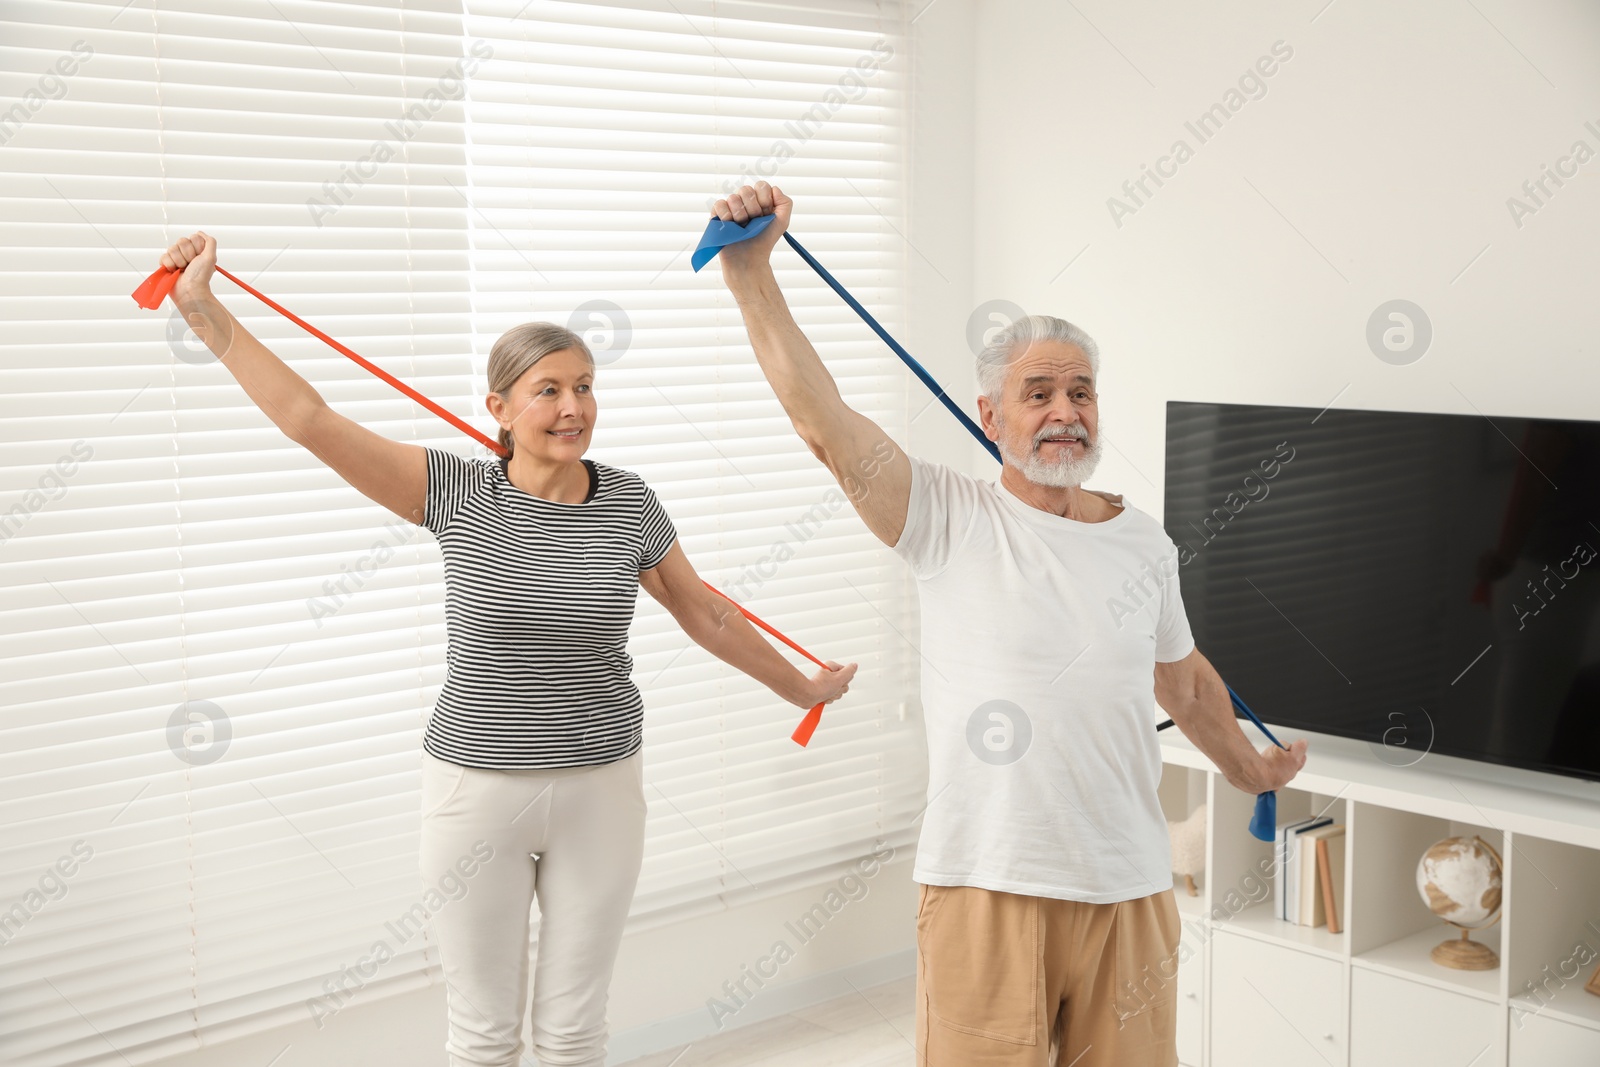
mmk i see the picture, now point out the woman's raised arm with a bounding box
[161,231,427,524]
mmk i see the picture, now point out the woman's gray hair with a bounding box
[487,322,594,456]
[976,314,1100,402]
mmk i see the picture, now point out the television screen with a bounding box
[1162,400,1600,783]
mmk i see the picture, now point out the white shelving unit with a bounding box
[1156,726,1600,1067]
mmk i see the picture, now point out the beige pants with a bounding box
[915,883,1182,1067]
[418,749,646,1067]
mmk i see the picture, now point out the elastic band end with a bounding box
[1248,790,1277,842]
[791,703,824,747]
[691,214,779,272]
[133,266,180,310]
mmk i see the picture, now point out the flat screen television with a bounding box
[1162,400,1600,784]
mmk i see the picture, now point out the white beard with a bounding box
[997,416,1103,488]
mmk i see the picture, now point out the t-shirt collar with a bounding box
[496,456,599,506]
[995,472,1131,531]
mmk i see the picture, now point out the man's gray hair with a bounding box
[976,314,1100,402]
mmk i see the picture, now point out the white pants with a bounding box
[419,749,646,1067]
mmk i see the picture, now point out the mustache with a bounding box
[1032,424,1089,445]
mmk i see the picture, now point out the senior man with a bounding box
[710,182,1307,1067]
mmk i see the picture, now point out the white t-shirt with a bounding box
[892,454,1196,903]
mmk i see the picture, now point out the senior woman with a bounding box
[154,232,856,1067]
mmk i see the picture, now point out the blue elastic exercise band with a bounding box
[1229,686,1288,842]
[695,215,1288,841]
[776,233,1003,465]
[691,218,1001,463]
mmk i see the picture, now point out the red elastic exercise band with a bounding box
[135,261,833,745]
[138,264,506,456]
[705,585,829,745]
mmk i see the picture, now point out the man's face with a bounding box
[979,340,1103,489]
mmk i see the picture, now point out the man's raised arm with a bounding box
[713,182,913,548]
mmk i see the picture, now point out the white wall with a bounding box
[603,855,919,1058]
[905,0,986,475]
[970,0,1600,518]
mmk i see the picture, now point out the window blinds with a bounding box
[0,1,918,1064]
[460,0,921,919]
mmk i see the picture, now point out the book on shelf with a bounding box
[1297,823,1345,930]
[1317,826,1346,933]
[1276,815,1332,921]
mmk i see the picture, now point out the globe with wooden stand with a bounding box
[1415,835,1503,971]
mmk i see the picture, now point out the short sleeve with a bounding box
[423,446,489,535]
[1154,542,1196,663]
[891,454,982,580]
[638,482,678,570]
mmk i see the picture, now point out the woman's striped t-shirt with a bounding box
[420,446,678,769]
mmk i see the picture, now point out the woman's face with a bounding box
[495,348,597,460]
